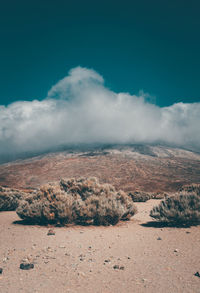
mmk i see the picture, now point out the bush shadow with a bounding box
[141,221,198,228]
[13,219,50,226]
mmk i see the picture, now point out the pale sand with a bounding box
[0,200,200,293]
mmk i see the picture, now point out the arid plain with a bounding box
[0,145,200,293]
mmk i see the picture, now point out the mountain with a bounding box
[0,144,199,192]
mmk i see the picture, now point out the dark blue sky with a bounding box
[0,0,200,106]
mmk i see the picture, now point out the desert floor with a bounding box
[0,200,200,293]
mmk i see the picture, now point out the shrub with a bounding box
[150,193,200,225]
[129,191,151,202]
[0,186,28,211]
[179,184,200,196]
[151,192,167,200]
[17,184,74,224]
[129,190,166,202]
[16,178,137,226]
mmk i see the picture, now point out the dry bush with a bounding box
[17,184,74,224]
[129,190,166,202]
[179,183,200,196]
[17,178,137,226]
[129,191,151,202]
[0,186,28,211]
[150,193,200,225]
[151,192,168,200]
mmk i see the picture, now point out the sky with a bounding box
[0,0,200,161]
[0,0,200,106]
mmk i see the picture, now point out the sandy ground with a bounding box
[0,200,200,293]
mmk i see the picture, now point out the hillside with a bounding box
[0,145,199,192]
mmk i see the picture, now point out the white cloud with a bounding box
[0,66,200,160]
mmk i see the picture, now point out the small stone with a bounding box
[186,231,191,234]
[127,257,131,259]
[157,237,162,240]
[20,263,34,270]
[0,268,3,274]
[59,245,66,248]
[47,229,55,236]
[113,265,119,270]
[174,249,179,253]
[194,272,200,278]
[120,266,125,270]
[104,259,110,263]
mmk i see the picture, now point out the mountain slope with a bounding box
[0,145,199,192]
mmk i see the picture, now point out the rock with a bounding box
[104,259,110,263]
[174,249,179,253]
[47,229,55,236]
[194,272,200,278]
[20,257,34,270]
[157,237,162,240]
[113,264,125,270]
[0,268,3,274]
[20,263,34,270]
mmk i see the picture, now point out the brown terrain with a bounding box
[0,201,200,293]
[0,145,200,192]
[0,145,200,293]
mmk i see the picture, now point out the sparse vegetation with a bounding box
[179,183,200,195]
[129,191,166,202]
[16,177,137,226]
[0,186,28,211]
[151,192,168,200]
[129,191,151,202]
[150,193,200,225]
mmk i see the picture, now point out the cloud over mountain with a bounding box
[0,66,200,160]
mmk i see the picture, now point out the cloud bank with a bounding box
[0,66,200,161]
